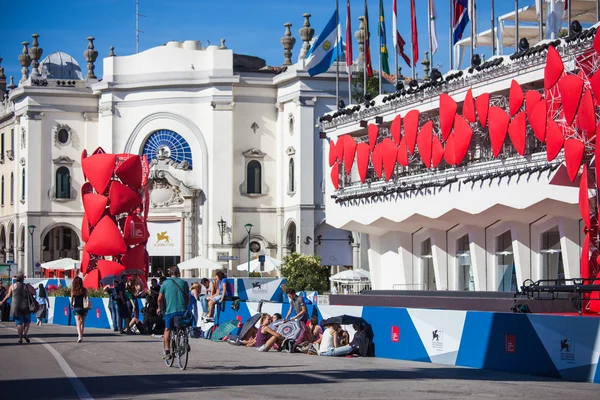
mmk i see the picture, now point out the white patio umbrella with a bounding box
[236,255,282,273]
[329,269,370,282]
[177,256,223,271]
[41,258,80,271]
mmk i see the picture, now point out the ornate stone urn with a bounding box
[84,37,99,79]
[18,42,31,83]
[299,14,314,60]
[29,34,43,77]
[281,23,296,66]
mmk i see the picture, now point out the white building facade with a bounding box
[320,34,593,292]
[0,19,364,278]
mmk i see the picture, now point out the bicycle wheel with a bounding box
[176,329,189,370]
[164,334,175,367]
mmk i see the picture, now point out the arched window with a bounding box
[55,167,71,199]
[247,160,262,194]
[10,172,14,204]
[142,129,193,169]
[288,158,295,193]
[289,117,294,135]
[1,175,4,206]
[21,169,25,201]
[541,227,564,283]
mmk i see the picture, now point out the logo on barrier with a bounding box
[560,338,575,364]
[432,329,444,351]
[505,334,516,353]
[96,308,100,319]
[391,326,399,342]
[64,307,68,316]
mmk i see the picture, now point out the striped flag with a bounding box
[364,0,374,77]
[410,0,419,67]
[346,0,353,73]
[429,0,439,55]
[379,0,390,75]
[305,11,345,77]
[393,0,411,67]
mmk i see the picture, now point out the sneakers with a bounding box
[257,344,267,352]
[163,351,172,360]
[23,336,30,344]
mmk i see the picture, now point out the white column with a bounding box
[467,227,487,291]
[511,222,530,286]
[430,229,448,290]
[559,218,582,280]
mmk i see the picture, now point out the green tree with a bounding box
[280,253,330,293]
[352,70,380,103]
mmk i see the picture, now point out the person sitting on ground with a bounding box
[335,324,350,347]
[143,290,164,337]
[240,326,258,347]
[284,289,308,323]
[349,323,364,355]
[272,313,282,323]
[319,323,353,357]
[297,315,323,353]
[255,313,284,352]
[202,271,227,322]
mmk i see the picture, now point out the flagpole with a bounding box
[449,0,453,70]
[347,0,352,105]
[336,0,340,107]
[364,0,367,99]
[411,1,416,80]
[515,0,519,52]
[491,0,496,56]
[469,0,474,66]
[538,0,543,41]
[568,0,572,35]
[378,4,383,96]
[428,0,433,68]
[394,1,398,85]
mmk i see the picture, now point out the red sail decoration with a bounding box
[343,136,357,173]
[336,135,346,162]
[558,74,584,125]
[328,140,338,167]
[577,89,596,135]
[372,144,384,178]
[397,137,410,167]
[509,80,524,117]
[590,71,600,104]
[416,121,434,168]
[445,115,472,165]
[330,162,340,189]
[564,139,585,182]
[488,107,510,158]
[81,147,149,288]
[579,165,590,229]
[525,90,543,123]
[581,232,590,279]
[431,136,444,168]
[545,119,565,161]
[390,115,402,145]
[463,89,477,123]
[439,94,458,141]
[475,93,491,128]
[544,46,564,90]
[356,142,370,183]
[508,111,527,156]
[403,110,420,153]
[530,100,548,142]
[368,124,379,151]
[382,138,398,181]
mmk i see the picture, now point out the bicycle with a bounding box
[163,315,192,370]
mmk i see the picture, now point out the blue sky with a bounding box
[0,0,538,82]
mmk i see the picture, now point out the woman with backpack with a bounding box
[0,273,37,344]
[36,283,50,326]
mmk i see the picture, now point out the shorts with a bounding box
[73,308,88,317]
[211,295,222,303]
[164,311,186,330]
[14,314,31,326]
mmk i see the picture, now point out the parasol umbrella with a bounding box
[178,256,223,271]
[99,275,121,286]
[321,315,366,326]
[236,255,283,273]
[211,320,239,342]
[329,269,370,282]
[238,313,261,340]
[41,258,80,271]
[273,320,305,341]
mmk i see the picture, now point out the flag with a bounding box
[364,0,374,77]
[453,0,470,45]
[393,0,411,67]
[305,10,345,77]
[429,0,439,55]
[379,0,390,74]
[410,0,419,67]
[346,0,353,73]
[469,0,477,46]
[535,0,542,18]
[547,0,565,39]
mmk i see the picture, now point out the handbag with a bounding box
[83,293,92,310]
[26,285,40,313]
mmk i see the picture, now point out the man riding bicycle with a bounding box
[158,266,189,359]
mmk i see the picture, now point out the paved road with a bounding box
[0,323,598,400]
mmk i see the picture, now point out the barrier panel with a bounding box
[39,297,600,383]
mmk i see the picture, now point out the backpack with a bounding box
[203,325,217,340]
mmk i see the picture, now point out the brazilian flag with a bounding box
[379,0,390,75]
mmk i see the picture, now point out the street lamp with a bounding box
[27,225,36,277]
[217,217,227,245]
[244,223,253,276]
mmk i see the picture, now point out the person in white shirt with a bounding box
[331,284,338,295]
[319,323,353,357]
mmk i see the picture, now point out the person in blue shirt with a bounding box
[202,270,227,322]
[158,266,189,359]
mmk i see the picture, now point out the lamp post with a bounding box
[244,223,253,276]
[217,217,226,245]
[27,225,36,277]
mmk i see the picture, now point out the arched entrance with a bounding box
[8,223,14,262]
[42,226,80,261]
[285,222,297,255]
[0,225,5,263]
